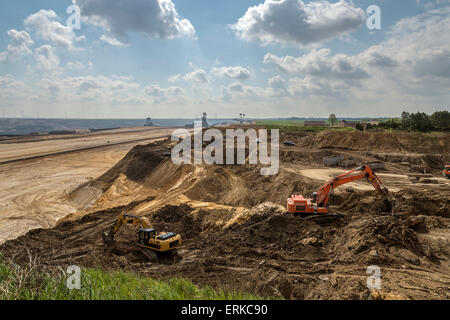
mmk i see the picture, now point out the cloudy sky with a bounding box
[0,0,449,119]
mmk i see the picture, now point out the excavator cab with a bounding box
[138,228,156,245]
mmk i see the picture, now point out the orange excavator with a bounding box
[444,165,450,179]
[287,165,391,221]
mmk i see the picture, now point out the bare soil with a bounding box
[1,129,449,300]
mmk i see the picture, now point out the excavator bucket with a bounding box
[381,198,393,213]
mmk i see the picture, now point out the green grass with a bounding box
[255,120,355,133]
[256,119,306,126]
[0,256,261,300]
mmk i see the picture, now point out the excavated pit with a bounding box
[1,130,449,300]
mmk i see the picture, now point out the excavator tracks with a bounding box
[138,246,159,263]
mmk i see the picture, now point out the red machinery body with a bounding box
[444,165,450,179]
[287,165,389,216]
[287,195,329,215]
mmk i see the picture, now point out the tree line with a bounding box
[369,111,449,132]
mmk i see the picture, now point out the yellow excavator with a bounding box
[102,213,182,262]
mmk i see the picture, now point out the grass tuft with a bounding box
[0,255,262,300]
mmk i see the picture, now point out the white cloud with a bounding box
[264,49,370,80]
[4,3,448,118]
[66,60,90,71]
[378,7,450,81]
[259,7,450,113]
[170,65,252,86]
[34,45,61,74]
[0,75,30,103]
[34,75,142,105]
[183,69,209,84]
[100,35,127,47]
[210,66,252,80]
[24,10,80,50]
[268,75,287,90]
[287,75,339,97]
[0,30,33,63]
[145,84,185,103]
[232,0,365,47]
[79,0,195,40]
[168,74,182,83]
[37,77,61,96]
[221,82,269,102]
[263,6,450,101]
[414,50,450,78]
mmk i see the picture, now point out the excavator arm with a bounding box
[103,213,152,244]
[316,165,389,208]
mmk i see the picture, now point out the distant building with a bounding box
[339,120,359,128]
[364,120,380,126]
[185,113,209,128]
[239,113,246,124]
[304,120,327,127]
[202,112,209,128]
[144,117,154,126]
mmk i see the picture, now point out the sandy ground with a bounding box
[0,128,174,244]
[297,168,450,192]
[0,127,175,163]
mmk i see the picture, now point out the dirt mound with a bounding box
[153,204,194,223]
[329,188,449,218]
[150,204,200,240]
[332,215,424,265]
[97,143,167,186]
[300,130,450,154]
[368,152,446,171]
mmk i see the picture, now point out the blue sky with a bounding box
[0,0,449,119]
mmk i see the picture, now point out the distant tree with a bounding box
[328,114,338,126]
[401,111,411,130]
[409,112,433,132]
[430,111,450,131]
[356,123,364,131]
[399,111,433,132]
[378,119,400,130]
[378,110,448,132]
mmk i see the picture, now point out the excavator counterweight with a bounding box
[287,165,392,221]
[444,165,450,179]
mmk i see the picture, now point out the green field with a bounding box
[255,120,355,132]
[0,256,262,300]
